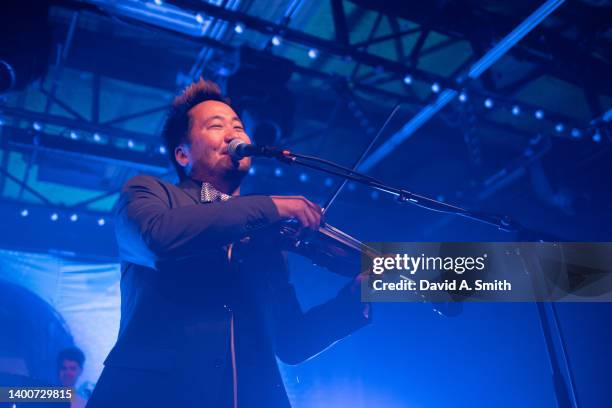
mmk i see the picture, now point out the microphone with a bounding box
[227,139,288,161]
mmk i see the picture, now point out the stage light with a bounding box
[93,132,102,142]
[271,36,282,46]
[127,139,135,148]
[158,145,167,154]
[370,190,379,200]
[484,98,494,109]
[234,23,245,34]
[70,131,78,140]
[593,132,602,143]
[555,123,564,133]
[431,82,440,93]
[50,212,59,221]
[195,13,205,24]
[0,117,5,126]
[458,92,468,102]
[20,209,29,217]
[97,218,106,226]
[324,177,333,187]
[153,0,163,5]
[403,74,412,85]
[33,121,43,131]
[534,109,544,120]
[274,167,283,177]
[308,49,319,59]
[511,105,521,115]
[248,167,256,175]
[347,182,356,191]
[571,128,581,138]
[70,214,78,222]
[299,173,308,182]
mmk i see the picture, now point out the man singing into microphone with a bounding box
[87,78,370,408]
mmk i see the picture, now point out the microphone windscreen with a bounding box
[227,139,247,160]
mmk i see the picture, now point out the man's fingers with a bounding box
[270,195,322,229]
[295,212,309,230]
[301,208,317,231]
[306,199,322,214]
[311,208,321,229]
[306,206,323,229]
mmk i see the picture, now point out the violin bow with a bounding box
[321,103,402,217]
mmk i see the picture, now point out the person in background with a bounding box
[57,347,87,408]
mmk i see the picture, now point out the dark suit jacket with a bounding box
[87,175,370,408]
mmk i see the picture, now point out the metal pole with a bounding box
[358,0,566,172]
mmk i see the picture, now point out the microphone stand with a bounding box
[275,151,519,233]
[270,148,579,408]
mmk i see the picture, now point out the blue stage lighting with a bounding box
[195,13,205,24]
[20,209,29,217]
[274,167,283,177]
[70,131,79,140]
[33,121,43,131]
[431,82,440,93]
[535,109,544,120]
[403,74,412,85]
[93,132,102,142]
[484,98,494,109]
[555,123,564,133]
[158,145,167,154]
[299,173,308,182]
[234,23,245,34]
[324,177,333,187]
[248,167,256,176]
[50,212,59,221]
[70,214,78,222]
[593,132,602,142]
[271,36,281,46]
[458,92,468,102]
[512,105,521,115]
[97,218,106,226]
[571,128,582,138]
[308,49,319,59]
[127,139,135,149]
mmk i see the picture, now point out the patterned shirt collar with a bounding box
[200,182,232,203]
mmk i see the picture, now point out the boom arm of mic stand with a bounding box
[275,154,521,234]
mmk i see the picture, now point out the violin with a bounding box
[253,104,461,316]
[271,219,380,278]
[258,105,405,278]
[271,219,461,317]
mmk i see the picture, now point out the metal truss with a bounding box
[355,0,569,171]
[154,0,593,146]
[1,0,608,216]
[60,0,591,132]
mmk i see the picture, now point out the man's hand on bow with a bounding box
[270,196,322,232]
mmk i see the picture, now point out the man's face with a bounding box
[58,359,82,387]
[177,100,251,186]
